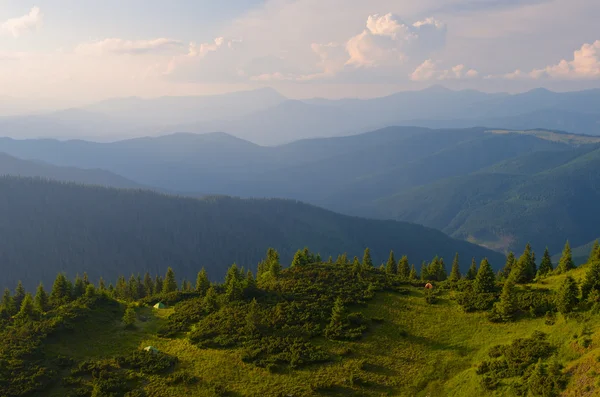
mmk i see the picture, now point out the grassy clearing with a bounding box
[39,281,600,397]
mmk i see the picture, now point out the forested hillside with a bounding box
[2,238,600,396]
[0,176,502,290]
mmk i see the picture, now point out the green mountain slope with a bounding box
[0,176,503,290]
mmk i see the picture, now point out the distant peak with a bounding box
[421,84,452,93]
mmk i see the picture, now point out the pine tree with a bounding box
[34,283,48,312]
[127,274,139,300]
[115,275,128,299]
[195,268,210,296]
[352,256,361,275]
[501,252,516,279]
[98,277,106,292]
[531,251,537,276]
[13,281,26,310]
[494,278,516,321]
[16,293,36,320]
[123,306,136,328]
[325,297,348,338]
[203,286,218,312]
[154,276,163,295]
[225,275,243,302]
[449,253,461,282]
[181,279,192,291]
[362,248,373,269]
[82,272,90,286]
[245,270,257,295]
[409,264,418,281]
[85,284,96,298]
[327,256,333,265]
[50,273,72,307]
[143,273,154,297]
[438,258,448,281]
[512,244,536,283]
[163,267,178,294]
[582,260,600,299]
[73,275,86,299]
[538,248,554,277]
[466,258,478,280]
[385,250,397,274]
[315,253,322,263]
[473,258,496,294]
[420,261,430,281]
[291,250,308,267]
[1,288,15,316]
[398,256,410,279]
[267,248,282,277]
[556,276,579,314]
[556,241,575,274]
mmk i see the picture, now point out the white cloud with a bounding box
[1,6,43,38]
[530,40,600,79]
[410,59,478,81]
[76,38,184,56]
[346,14,446,68]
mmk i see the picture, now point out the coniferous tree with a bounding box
[34,283,48,312]
[50,273,72,307]
[398,256,410,279]
[196,268,210,296]
[315,253,322,263]
[493,278,516,322]
[556,276,579,314]
[115,275,128,299]
[136,275,145,298]
[73,275,86,299]
[245,270,257,296]
[181,279,192,291]
[13,281,26,310]
[163,267,178,294]
[557,241,575,274]
[123,306,136,328]
[291,250,308,267]
[204,286,218,312]
[473,258,495,294]
[154,276,163,295]
[512,244,536,283]
[325,297,348,338]
[386,250,397,274]
[127,274,139,300]
[531,251,537,276]
[362,248,373,269]
[82,272,90,287]
[267,248,282,277]
[352,256,361,275]
[420,261,429,281]
[466,258,478,280]
[582,260,600,299]
[409,264,418,281]
[501,252,516,279]
[438,258,448,281]
[16,293,36,321]
[143,273,154,297]
[98,277,106,292]
[327,256,333,265]
[85,284,96,298]
[449,253,461,282]
[1,288,16,316]
[538,248,554,277]
[245,298,261,334]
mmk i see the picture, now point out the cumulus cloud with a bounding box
[76,38,184,56]
[530,40,600,79]
[410,59,478,81]
[1,6,43,38]
[346,14,446,68]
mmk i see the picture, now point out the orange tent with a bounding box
[424,283,433,289]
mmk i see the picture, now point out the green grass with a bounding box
[39,280,600,397]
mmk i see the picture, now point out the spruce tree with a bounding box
[16,293,36,320]
[204,286,218,312]
[420,261,430,281]
[225,278,243,302]
[409,264,418,281]
[501,252,516,279]
[556,276,579,314]
[557,241,575,274]
[13,281,26,310]
[512,244,536,283]
[538,248,554,277]
[50,273,72,307]
[115,275,128,299]
[398,256,410,279]
[473,258,495,294]
[245,270,257,295]
[196,268,210,296]
[154,276,163,295]
[98,277,106,292]
[127,274,139,300]
[352,256,361,275]
[291,250,307,267]
[386,251,397,274]
[267,248,282,277]
[439,258,448,281]
[494,278,516,321]
[362,248,373,269]
[123,306,136,328]
[327,256,333,265]
[34,283,48,312]
[143,273,154,297]
[582,260,600,299]
[73,275,86,299]
[466,258,478,280]
[1,288,15,316]
[325,297,348,338]
[449,253,461,282]
[82,272,90,286]
[163,267,178,294]
[85,284,96,298]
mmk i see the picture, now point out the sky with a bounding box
[0,0,599,105]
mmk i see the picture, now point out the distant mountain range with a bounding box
[2,127,600,258]
[2,86,600,144]
[0,176,503,290]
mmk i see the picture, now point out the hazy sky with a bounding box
[1,0,599,104]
